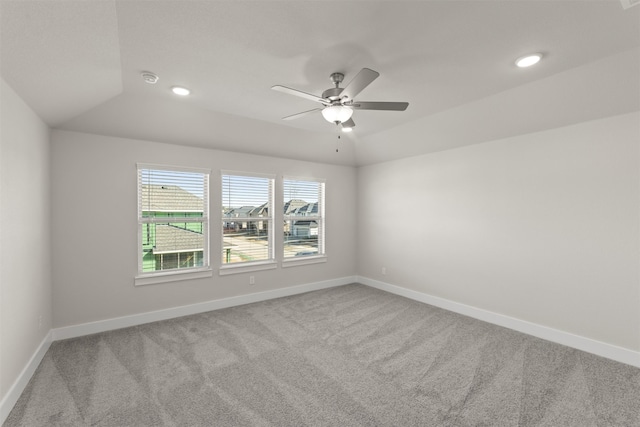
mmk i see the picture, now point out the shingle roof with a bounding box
[141,184,203,212]
[249,202,268,217]
[292,220,318,227]
[291,202,318,216]
[225,206,255,218]
[284,199,307,214]
[153,224,203,253]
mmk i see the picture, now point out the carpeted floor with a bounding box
[5,284,640,426]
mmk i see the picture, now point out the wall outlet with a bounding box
[249,276,255,285]
[382,267,386,275]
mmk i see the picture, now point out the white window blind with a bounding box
[137,164,210,277]
[222,173,274,265]
[283,178,325,258]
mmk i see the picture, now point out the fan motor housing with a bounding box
[322,87,344,101]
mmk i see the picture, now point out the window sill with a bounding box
[282,255,327,268]
[135,268,213,286]
[219,260,277,276]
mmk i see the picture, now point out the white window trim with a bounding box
[136,163,211,285]
[220,171,276,274]
[282,255,327,268]
[219,260,278,276]
[283,176,326,259]
[137,162,211,175]
[135,268,213,286]
[221,169,276,180]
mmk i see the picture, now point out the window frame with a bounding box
[135,163,212,286]
[220,171,277,275]
[282,176,327,268]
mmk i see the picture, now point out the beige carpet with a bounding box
[5,284,640,426]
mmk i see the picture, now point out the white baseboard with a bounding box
[358,276,640,368]
[8,274,634,427]
[1,331,52,425]
[52,276,356,341]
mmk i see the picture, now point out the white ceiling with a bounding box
[1,0,639,166]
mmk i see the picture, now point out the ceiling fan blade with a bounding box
[340,68,380,100]
[272,85,327,104]
[341,118,355,129]
[282,108,322,120]
[350,101,409,111]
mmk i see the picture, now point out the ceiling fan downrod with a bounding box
[330,72,344,88]
[322,73,345,101]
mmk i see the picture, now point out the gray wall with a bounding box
[3,80,638,413]
[357,112,640,352]
[0,78,52,398]
[50,130,357,328]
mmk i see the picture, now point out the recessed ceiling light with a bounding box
[515,53,542,68]
[171,86,190,96]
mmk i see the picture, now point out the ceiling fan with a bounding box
[272,68,409,131]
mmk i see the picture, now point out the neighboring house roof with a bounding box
[223,204,270,219]
[284,199,307,214]
[141,184,203,212]
[292,220,318,227]
[224,206,255,218]
[249,202,268,217]
[291,202,318,216]
[153,224,203,253]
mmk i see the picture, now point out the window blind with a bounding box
[283,178,325,258]
[221,173,274,265]
[137,165,209,275]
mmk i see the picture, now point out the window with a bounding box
[283,178,325,261]
[136,164,211,285]
[221,172,275,272]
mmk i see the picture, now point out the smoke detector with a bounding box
[141,71,159,84]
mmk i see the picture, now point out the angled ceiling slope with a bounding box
[0,1,122,125]
[1,1,639,166]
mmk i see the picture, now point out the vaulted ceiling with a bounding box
[1,1,639,166]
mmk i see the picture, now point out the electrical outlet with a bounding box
[382,267,386,275]
[249,276,255,285]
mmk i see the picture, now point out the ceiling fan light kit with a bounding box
[272,68,409,131]
[322,105,353,124]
